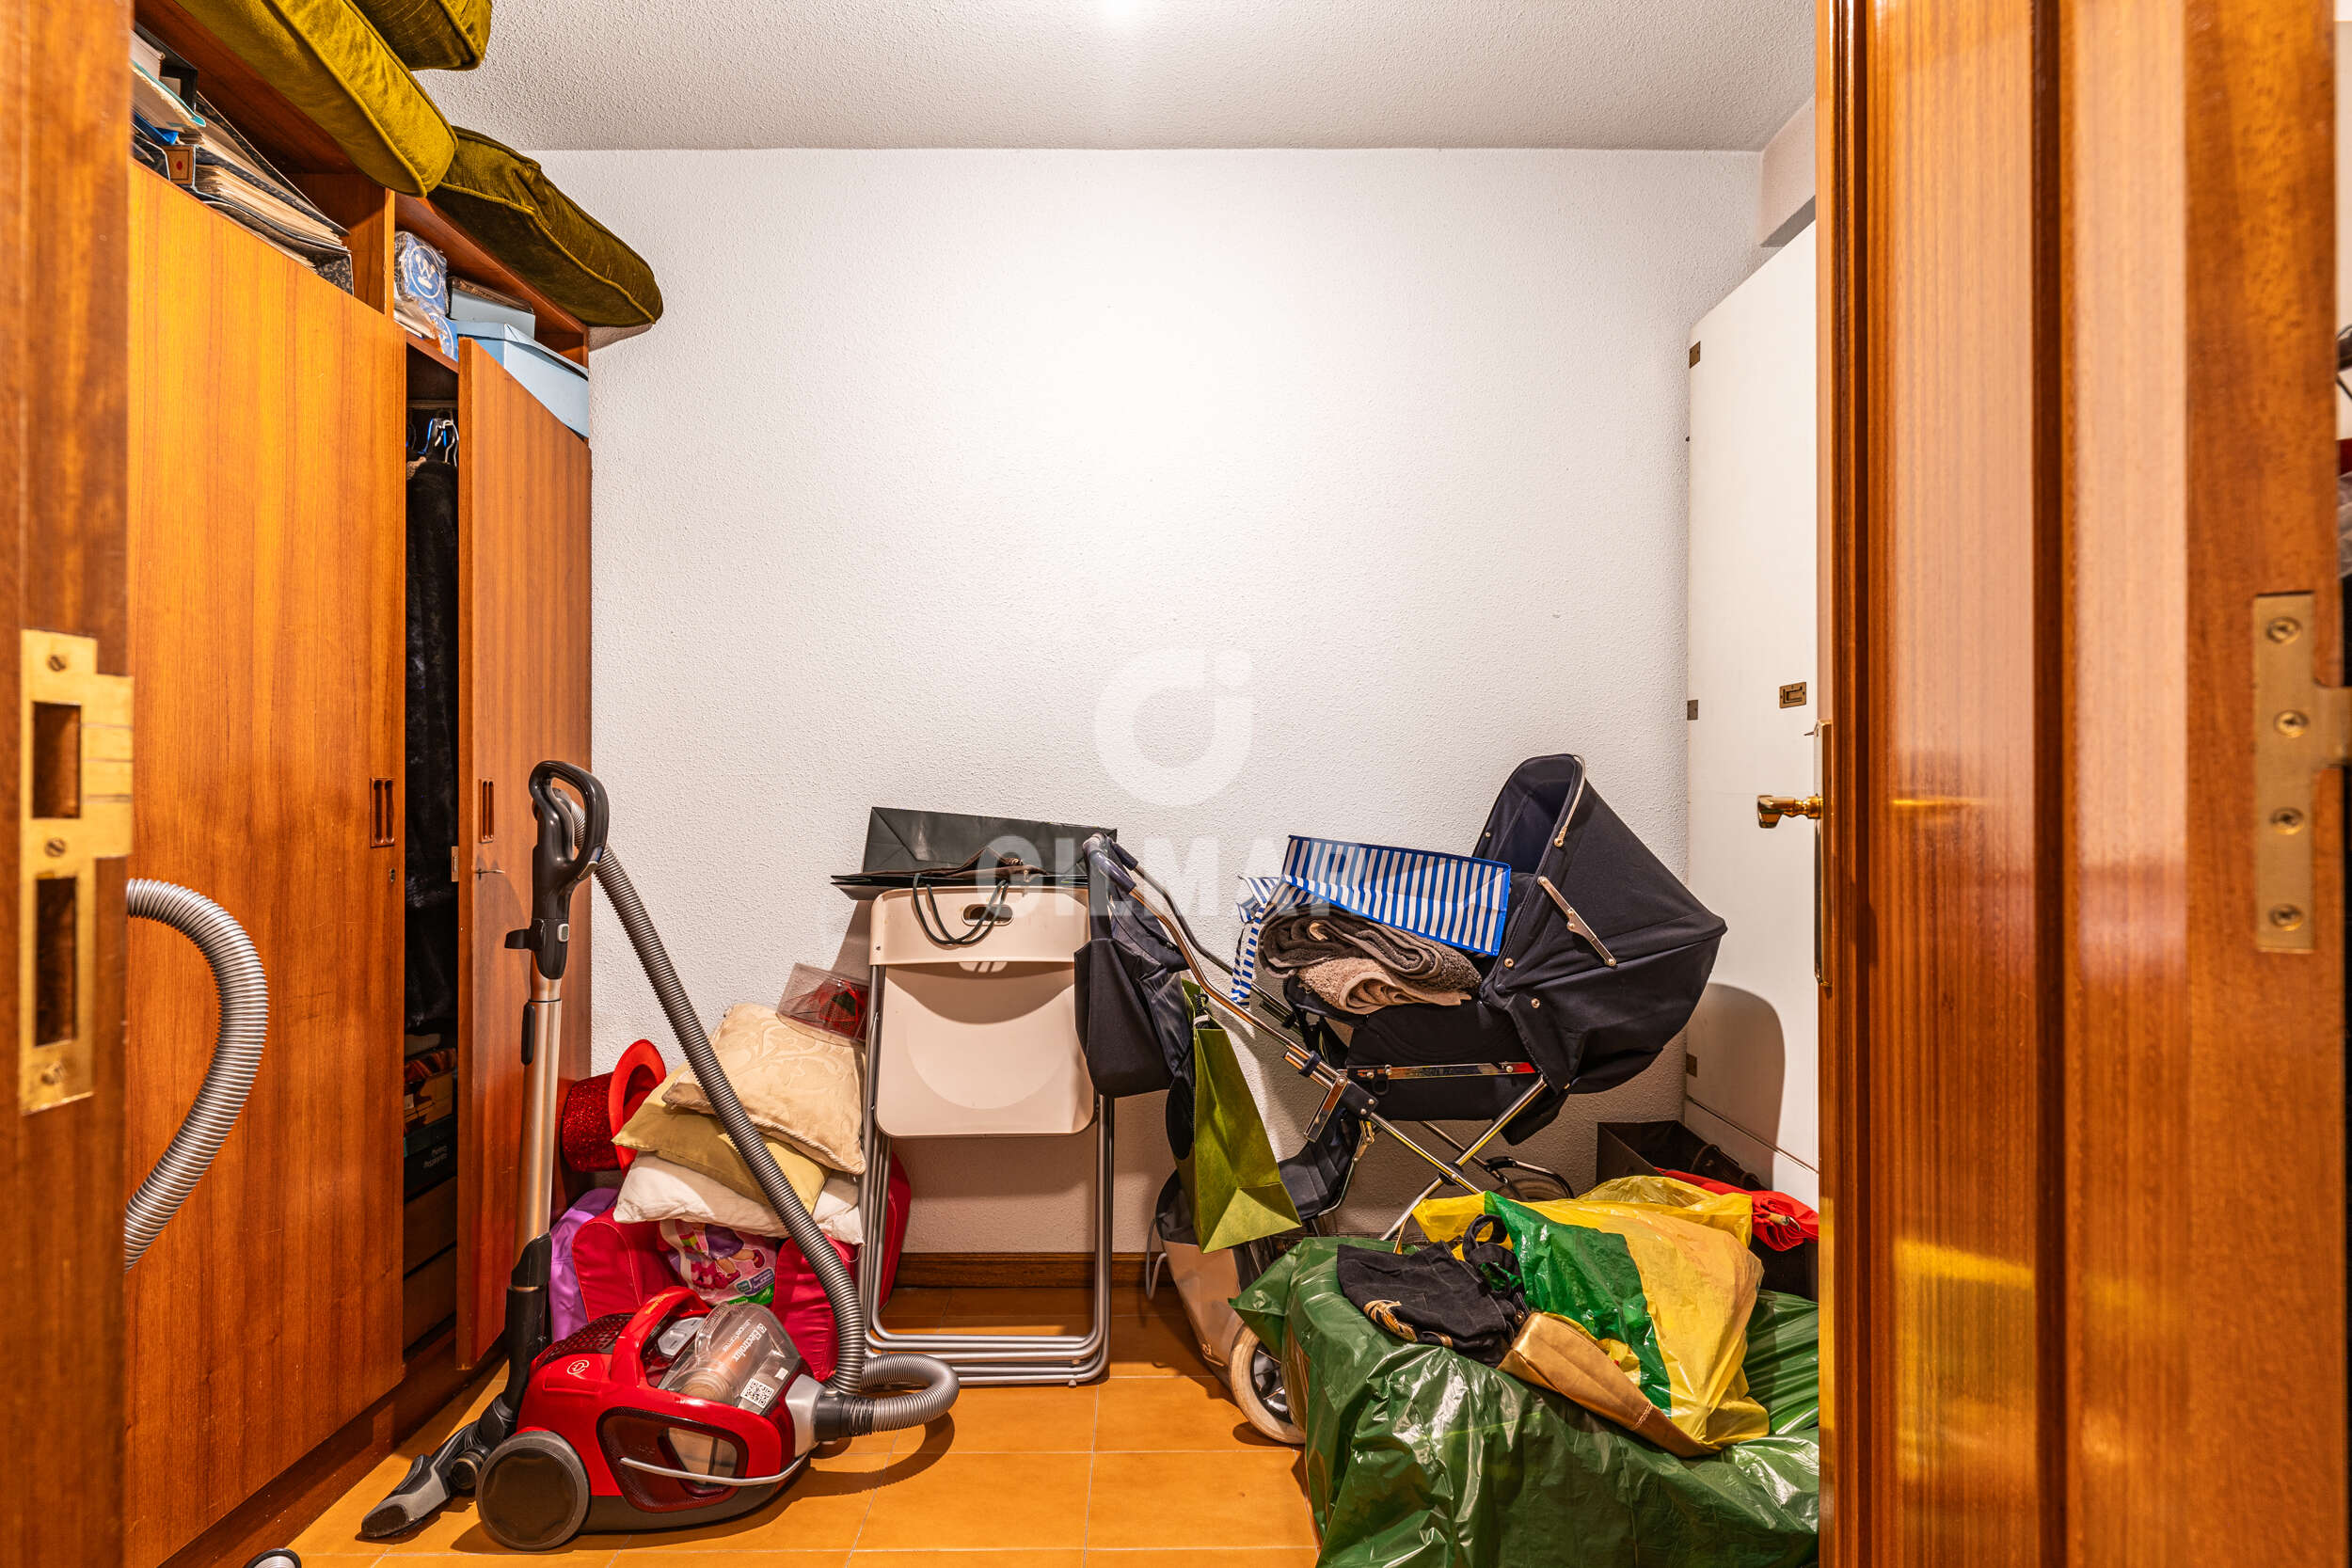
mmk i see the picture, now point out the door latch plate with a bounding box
[2251,593,2347,953]
[20,629,133,1113]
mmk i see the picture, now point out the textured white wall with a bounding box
[542,148,1760,1247]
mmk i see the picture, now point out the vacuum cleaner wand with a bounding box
[366,761,610,1539]
[552,787,957,1434]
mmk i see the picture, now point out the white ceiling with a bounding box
[423,0,1814,152]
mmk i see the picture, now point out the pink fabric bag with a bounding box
[548,1188,617,1340]
[549,1187,678,1339]
[773,1158,911,1381]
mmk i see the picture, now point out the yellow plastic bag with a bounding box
[1417,1180,1767,1451]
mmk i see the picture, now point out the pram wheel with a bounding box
[1494,1164,1572,1205]
[1227,1325,1304,1446]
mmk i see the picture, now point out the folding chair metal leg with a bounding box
[854,968,1113,1386]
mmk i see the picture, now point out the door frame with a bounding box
[1817,2,2346,1563]
[0,0,132,1559]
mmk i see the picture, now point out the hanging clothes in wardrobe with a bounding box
[405,419,461,1036]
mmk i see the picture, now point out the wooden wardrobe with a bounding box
[119,101,594,1568]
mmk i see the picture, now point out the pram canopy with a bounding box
[1077,752,1723,1104]
[1462,752,1725,1090]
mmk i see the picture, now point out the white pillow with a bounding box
[615,1154,866,1245]
[816,1174,866,1246]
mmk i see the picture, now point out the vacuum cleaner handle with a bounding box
[506,761,608,981]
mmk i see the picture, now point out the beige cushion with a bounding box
[612,1155,787,1234]
[611,1087,824,1211]
[661,1004,866,1174]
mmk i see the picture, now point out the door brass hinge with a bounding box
[20,629,133,1113]
[2252,593,2347,952]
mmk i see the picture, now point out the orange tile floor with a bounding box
[292,1283,1319,1566]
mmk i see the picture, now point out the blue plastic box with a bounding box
[451,320,589,440]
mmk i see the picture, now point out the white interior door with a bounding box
[1682,225,1819,1204]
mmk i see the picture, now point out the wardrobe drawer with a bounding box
[403,1247,458,1349]
[404,1180,460,1275]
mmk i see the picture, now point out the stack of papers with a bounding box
[130,29,354,293]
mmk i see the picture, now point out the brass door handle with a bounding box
[1756,794,1822,829]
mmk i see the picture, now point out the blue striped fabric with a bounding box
[1230,836,1513,1003]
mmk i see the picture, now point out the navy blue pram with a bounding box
[1075,753,1724,1441]
[1080,752,1726,1235]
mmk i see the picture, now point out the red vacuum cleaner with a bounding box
[364,762,958,1551]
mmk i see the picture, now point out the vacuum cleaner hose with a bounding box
[123,879,266,1272]
[571,820,957,1435]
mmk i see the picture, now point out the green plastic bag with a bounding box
[1181,994,1300,1251]
[1236,1239,1820,1568]
[1742,1289,1820,1436]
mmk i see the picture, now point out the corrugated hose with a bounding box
[559,803,958,1435]
[122,879,266,1272]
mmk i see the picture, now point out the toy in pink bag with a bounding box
[660,1221,784,1306]
[657,1157,912,1383]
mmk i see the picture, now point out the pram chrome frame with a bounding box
[1096,844,1565,1245]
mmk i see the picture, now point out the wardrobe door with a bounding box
[456,342,593,1367]
[123,171,406,1567]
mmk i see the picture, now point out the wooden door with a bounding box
[1818,0,2048,1560]
[1819,2,2344,1564]
[0,0,130,1560]
[1685,225,1821,1203]
[123,173,406,1566]
[456,343,593,1366]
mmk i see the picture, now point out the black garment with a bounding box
[1072,868,1185,1101]
[405,457,461,1036]
[1335,1217,1528,1367]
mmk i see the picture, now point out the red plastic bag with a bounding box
[1659,1168,1820,1251]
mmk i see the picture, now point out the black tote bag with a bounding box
[833,808,1116,898]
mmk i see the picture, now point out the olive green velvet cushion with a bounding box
[435,130,664,328]
[183,0,455,194]
[348,0,492,71]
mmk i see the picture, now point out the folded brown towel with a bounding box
[1260,911,1482,992]
[1299,958,1473,1014]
